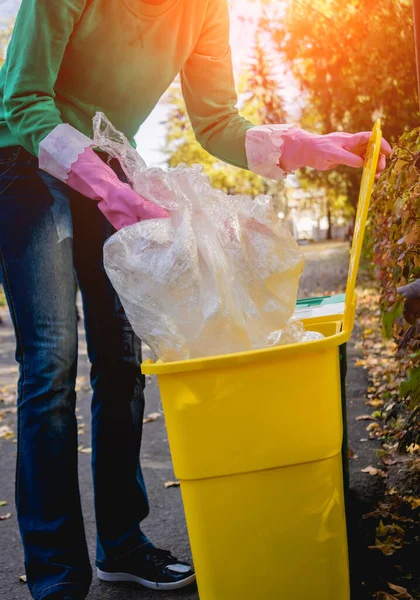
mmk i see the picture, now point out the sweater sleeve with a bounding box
[2,0,86,156]
[180,0,254,170]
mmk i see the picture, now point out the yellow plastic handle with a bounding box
[343,120,383,333]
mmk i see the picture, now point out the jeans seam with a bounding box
[0,146,21,165]
[0,173,19,196]
[34,581,83,600]
[0,147,21,192]
[0,245,25,509]
[95,541,151,564]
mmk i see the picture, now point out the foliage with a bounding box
[265,0,419,210]
[370,128,420,449]
[0,21,13,67]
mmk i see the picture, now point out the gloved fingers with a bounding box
[344,132,371,153]
[343,132,392,158]
[380,138,392,155]
[323,162,340,171]
[376,153,387,173]
[330,147,365,168]
[121,185,169,221]
[137,198,169,221]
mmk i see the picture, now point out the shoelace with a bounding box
[145,548,181,569]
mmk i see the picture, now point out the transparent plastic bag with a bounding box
[97,113,317,361]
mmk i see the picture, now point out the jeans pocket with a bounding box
[0,147,38,197]
[0,147,23,197]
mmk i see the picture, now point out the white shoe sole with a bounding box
[97,567,196,590]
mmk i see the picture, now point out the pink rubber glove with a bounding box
[246,125,392,180]
[38,123,167,230]
[67,147,168,230]
[278,129,392,173]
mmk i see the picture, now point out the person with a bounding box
[0,1,392,599]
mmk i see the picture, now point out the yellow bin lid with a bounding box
[343,119,382,334]
[142,121,383,374]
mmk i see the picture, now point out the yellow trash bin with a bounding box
[142,121,383,600]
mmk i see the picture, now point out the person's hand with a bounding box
[278,129,392,174]
[245,125,392,180]
[38,124,168,230]
[398,279,420,300]
[67,147,168,230]
[398,279,420,325]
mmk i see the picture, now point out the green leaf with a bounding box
[400,367,420,400]
[382,298,404,339]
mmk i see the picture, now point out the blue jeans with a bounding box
[0,146,152,600]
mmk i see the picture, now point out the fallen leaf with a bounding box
[361,465,388,478]
[164,481,180,489]
[382,457,398,466]
[0,512,11,521]
[355,359,367,367]
[367,399,385,408]
[373,521,405,555]
[407,443,420,454]
[143,412,161,424]
[0,501,7,507]
[18,575,27,584]
[357,415,376,421]
[79,447,92,454]
[387,582,414,599]
[369,544,395,556]
[363,509,391,519]
[367,422,380,431]
[405,496,420,510]
[0,391,17,405]
[348,449,358,460]
[0,425,14,440]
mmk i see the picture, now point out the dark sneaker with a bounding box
[97,548,196,591]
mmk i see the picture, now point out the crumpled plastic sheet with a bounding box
[95,113,324,362]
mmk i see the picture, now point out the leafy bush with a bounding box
[371,128,420,448]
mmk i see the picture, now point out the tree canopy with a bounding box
[265,0,419,209]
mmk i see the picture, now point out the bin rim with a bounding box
[142,324,351,375]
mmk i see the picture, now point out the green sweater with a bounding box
[0,0,253,169]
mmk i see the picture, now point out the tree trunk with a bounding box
[326,198,333,240]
